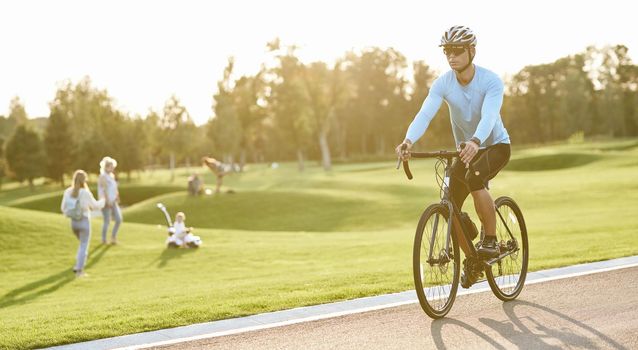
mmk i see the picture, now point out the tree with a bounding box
[342,47,410,155]
[232,74,267,170]
[505,49,601,143]
[589,45,638,137]
[208,57,268,170]
[265,44,313,171]
[554,54,594,139]
[143,109,163,167]
[0,136,5,189]
[8,96,27,126]
[44,109,73,186]
[209,58,243,163]
[159,95,196,181]
[114,117,146,181]
[5,125,45,190]
[49,77,119,172]
[0,97,28,140]
[301,61,350,171]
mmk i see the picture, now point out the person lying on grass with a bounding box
[166,212,202,248]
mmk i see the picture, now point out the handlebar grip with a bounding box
[398,143,413,180]
[403,161,413,180]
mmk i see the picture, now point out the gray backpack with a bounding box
[65,196,84,221]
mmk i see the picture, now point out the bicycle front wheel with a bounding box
[413,203,460,319]
[486,196,529,301]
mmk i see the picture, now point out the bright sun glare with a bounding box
[1,0,635,124]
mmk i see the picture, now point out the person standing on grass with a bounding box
[61,170,105,277]
[98,156,123,245]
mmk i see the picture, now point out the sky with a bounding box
[1,0,637,125]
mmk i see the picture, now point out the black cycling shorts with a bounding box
[449,143,511,210]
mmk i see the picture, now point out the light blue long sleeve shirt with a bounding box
[405,65,510,148]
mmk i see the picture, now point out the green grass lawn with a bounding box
[1,139,637,349]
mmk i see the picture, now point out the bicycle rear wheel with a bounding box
[486,196,529,301]
[413,203,460,318]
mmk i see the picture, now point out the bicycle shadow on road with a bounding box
[0,244,112,309]
[486,299,628,350]
[430,317,509,350]
[429,299,627,350]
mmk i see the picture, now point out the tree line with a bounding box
[1,42,637,189]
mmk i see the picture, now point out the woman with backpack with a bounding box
[60,170,105,277]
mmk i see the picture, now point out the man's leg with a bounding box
[449,159,485,288]
[449,160,472,255]
[465,144,511,258]
[471,189,496,237]
[451,214,472,255]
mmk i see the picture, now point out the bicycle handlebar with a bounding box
[397,143,466,180]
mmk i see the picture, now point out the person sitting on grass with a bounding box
[187,173,203,196]
[166,212,202,248]
[202,156,231,194]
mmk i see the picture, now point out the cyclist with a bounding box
[395,25,511,287]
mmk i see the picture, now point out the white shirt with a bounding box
[98,173,119,205]
[60,187,105,219]
[172,221,188,241]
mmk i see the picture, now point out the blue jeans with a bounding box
[71,217,91,271]
[102,203,122,242]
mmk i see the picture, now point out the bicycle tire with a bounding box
[485,196,529,301]
[413,203,460,318]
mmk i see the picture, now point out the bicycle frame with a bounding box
[438,155,480,260]
[400,149,520,266]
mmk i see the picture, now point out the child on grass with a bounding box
[166,212,202,248]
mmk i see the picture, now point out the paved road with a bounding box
[151,266,638,350]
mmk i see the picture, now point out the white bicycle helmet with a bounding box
[440,25,477,73]
[440,25,477,47]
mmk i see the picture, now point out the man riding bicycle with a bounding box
[396,25,511,288]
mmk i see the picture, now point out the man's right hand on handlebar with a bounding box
[395,139,413,161]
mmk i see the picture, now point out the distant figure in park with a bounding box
[61,170,105,277]
[202,156,231,194]
[166,212,202,248]
[98,156,122,245]
[187,173,203,196]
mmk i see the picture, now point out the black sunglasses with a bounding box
[443,46,467,57]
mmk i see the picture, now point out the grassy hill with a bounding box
[1,139,637,349]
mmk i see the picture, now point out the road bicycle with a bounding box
[398,144,529,319]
